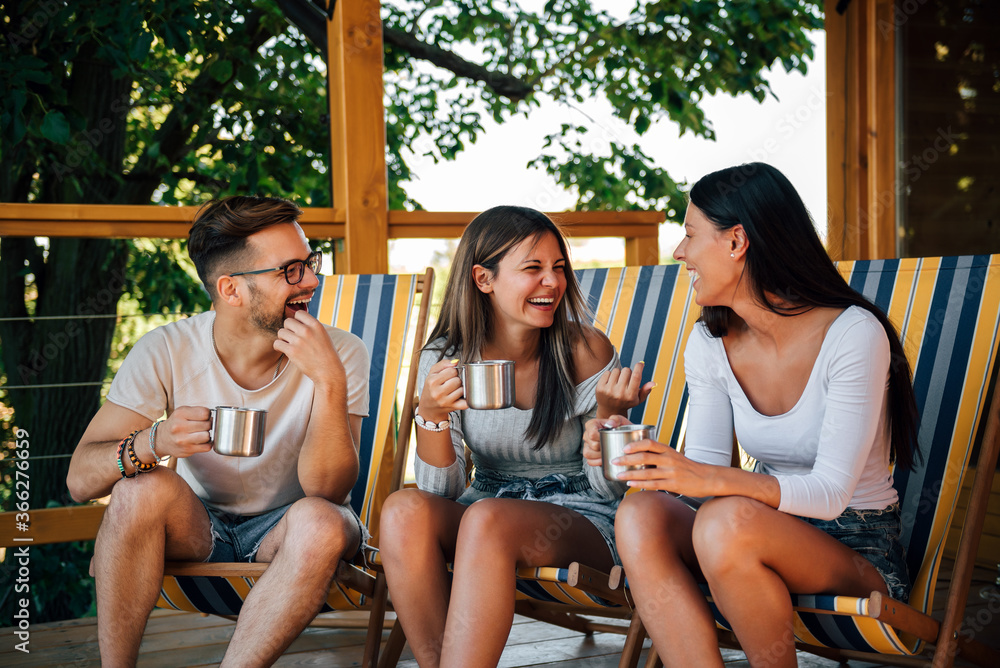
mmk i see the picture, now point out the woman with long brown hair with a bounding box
[381,205,650,667]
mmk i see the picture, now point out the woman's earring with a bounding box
[730,253,735,258]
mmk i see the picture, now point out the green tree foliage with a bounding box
[382,0,822,215]
[0,0,331,622]
[0,0,821,622]
[0,0,331,511]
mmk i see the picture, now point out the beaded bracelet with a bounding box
[415,412,451,432]
[127,429,157,473]
[147,420,168,464]
[116,431,141,479]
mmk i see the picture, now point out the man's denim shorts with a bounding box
[199,498,293,563]
[798,503,911,603]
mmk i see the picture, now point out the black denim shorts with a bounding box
[798,504,911,603]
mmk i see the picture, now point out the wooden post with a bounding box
[825,0,897,261]
[870,0,897,260]
[826,0,848,260]
[327,0,389,273]
[625,235,661,266]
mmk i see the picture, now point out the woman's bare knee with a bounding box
[454,499,554,565]
[455,499,510,551]
[693,496,767,575]
[382,490,437,542]
[381,489,462,565]
[381,489,434,537]
[616,492,692,565]
[456,500,604,569]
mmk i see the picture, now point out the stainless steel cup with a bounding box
[211,406,267,457]
[600,424,654,481]
[461,360,515,409]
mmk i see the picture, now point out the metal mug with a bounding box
[599,424,654,481]
[211,406,267,457]
[460,360,515,410]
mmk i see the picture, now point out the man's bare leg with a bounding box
[93,468,213,667]
[219,497,361,668]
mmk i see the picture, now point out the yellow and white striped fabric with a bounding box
[156,273,422,615]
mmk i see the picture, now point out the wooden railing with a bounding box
[0,204,666,266]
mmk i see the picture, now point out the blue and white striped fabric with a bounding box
[309,273,419,529]
[612,256,1000,659]
[514,265,700,608]
[158,273,422,616]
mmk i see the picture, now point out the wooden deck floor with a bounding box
[3,565,997,667]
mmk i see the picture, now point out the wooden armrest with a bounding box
[867,591,939,644]
[0,505,106,547]
[868,591,1000,666]
[336,561,377,596]
[162,559,376,597]
[567,562,629,606]
[608,564,626,591]
[164,562,269,578]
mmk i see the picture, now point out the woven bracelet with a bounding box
[127,429,157,473]
[116,432,140,479]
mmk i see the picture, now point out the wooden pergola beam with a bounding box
[0,204,665,245]
[388,210,665,242]
[0,203,345,238]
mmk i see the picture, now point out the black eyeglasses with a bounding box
[228,250,322,285]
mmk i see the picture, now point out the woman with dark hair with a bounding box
[589,163,919,668]
[380,205,651,667]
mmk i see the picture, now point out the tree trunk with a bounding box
[0,36,133,508]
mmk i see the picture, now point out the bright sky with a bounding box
[389,25,827,271]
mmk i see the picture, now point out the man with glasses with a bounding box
[67,195,370,667]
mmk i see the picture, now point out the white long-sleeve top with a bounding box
[682,306,898,520]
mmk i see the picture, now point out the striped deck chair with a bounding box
[374,265,701,667]
[612,255,1000,668]
[512,265,699,625]
[157,269,435,668]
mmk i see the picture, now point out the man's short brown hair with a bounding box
[188,195,303,300]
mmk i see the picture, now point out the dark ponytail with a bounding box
[690,163,919,470]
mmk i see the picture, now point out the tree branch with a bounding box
[119,9,279,204]
[383,26,534,101]
[275,0,328,53]
[272,1,535,101]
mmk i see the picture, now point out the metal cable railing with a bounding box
[1,310,200,466]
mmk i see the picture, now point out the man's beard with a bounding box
[246,279,284,335]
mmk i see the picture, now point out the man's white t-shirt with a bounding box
[107,311,369,515]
